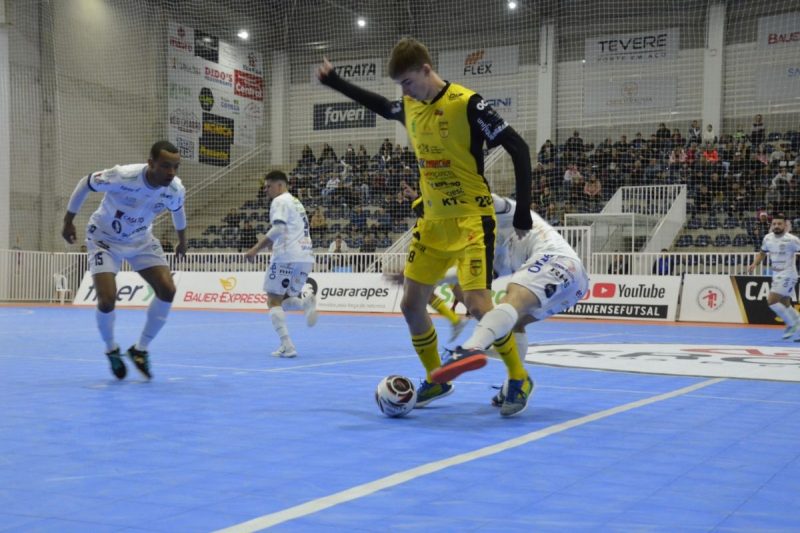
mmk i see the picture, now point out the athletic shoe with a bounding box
[429,346,488,384]
[127,345,152,380]
[105,346,127,380]
[499,375,535,418]
[448,317,469,343]
[783,322,800,340]
[414,380,454,408]
[271,344,297,358]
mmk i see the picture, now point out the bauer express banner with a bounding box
[757,12,800,50]
[585,28,679,65]
[560,275,681,321]
[584,78,677,117]
[678,275,745,324]
[73,272,183,307]
[438,46,520,80]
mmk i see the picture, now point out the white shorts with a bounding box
[86,234,167,275]
[771,270,798,298]
[264,261,313,297]
[509,253,589,320]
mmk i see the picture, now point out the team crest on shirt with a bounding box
[439,120,449,138]
[470,259,482,276]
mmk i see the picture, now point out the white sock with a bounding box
[770,302,793,326]
[789,305,800,326]
[96,309,116,352]
[282,296,303,310]
[270,306,293,346]
[136,297,171,351]
[514,331,528,359]
[463,303,519,349]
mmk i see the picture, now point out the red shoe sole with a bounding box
[430,354,488,384]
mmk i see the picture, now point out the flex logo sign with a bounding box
[313,103,376,130]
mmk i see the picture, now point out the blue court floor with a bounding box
[1,306,799,532]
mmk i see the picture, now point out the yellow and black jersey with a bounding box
[321,70,532,229]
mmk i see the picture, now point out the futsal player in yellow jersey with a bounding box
[317,38,533,410]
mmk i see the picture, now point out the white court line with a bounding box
[214,377,724,533]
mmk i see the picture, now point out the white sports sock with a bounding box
[270,306,294,346]
[136,297,171,351]
[282,296,303,310]
[769,302,792,326]
[514,331,528,359]
[788,305,800,326]
[96,309,116,352]
[463,303,519,349]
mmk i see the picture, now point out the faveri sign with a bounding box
[313,102,376,130]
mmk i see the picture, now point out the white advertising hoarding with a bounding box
[678,275,744,324]
[585,29,679,65]
[584,78,677,116]
[757,12,800,50]
[755,63,800,104]
[438,46,519,80]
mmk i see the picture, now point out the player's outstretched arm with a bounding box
[316,57,402,121]
[498,128,533,234]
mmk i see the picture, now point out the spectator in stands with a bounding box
[321,173,340,205]
[361,232,378,253]
[628,159,644,186]
[350,205,368,233]
[379,138,393,159]
[545,202,561,227]
[224,208,241,228]
[652,249,675,275]
[608,254,630,275]
[539,185,554,208]
[237,220,258,252]
[751,114,766,148]
[343,143,357,167]
[669,146,688,166]
[687,120,702,146]
[356,145,369,172]
[614,134,629,151]
[701,143,719,164]
[401,145,416,169]
[309,207,327,244]
[696,184,713,212]
[328,234,350,271]
[564,130,584,159]
[318,143,338,166]
[772,162,793,188]
[702,124,717,146]
[604,161,623,196]
[583,171,602,212]
[644,158,663,182]
[538,140,555,164]
[299,145,315,168]
[563,163,581,191]
[630,132,646,151]
[671,129,685,149]
[655,122,672,154]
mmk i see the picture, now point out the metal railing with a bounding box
[0,249,773,303]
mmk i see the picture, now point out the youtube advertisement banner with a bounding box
[560,275,681,321]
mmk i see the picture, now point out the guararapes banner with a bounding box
[585,29,679,65]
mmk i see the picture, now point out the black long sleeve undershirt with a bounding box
[320,70,402,122]
[498,127,533,230]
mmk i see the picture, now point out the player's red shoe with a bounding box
[430,347,488,384]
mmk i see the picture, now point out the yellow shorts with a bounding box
[403,215,496,291]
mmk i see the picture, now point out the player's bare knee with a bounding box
[97,298,115,313]
[157,283,176,303]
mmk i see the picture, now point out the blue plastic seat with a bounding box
[714,234,732,247]
[675,234,693,248]
[694,234,711,247]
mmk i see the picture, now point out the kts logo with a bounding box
[592,282,616,298]
[698,286,725,312]
[219,277,237,291]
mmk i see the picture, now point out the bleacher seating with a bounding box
[714,234,732,247]
[694,234,711,247]
[675,234,693,248]
[732,233,750,248]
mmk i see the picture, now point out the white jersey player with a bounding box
[432,194,589,417]
[244,171,317,358]
[61,141,187,380]
[748,214,800,340]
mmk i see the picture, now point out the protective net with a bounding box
[5,0,799,254]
